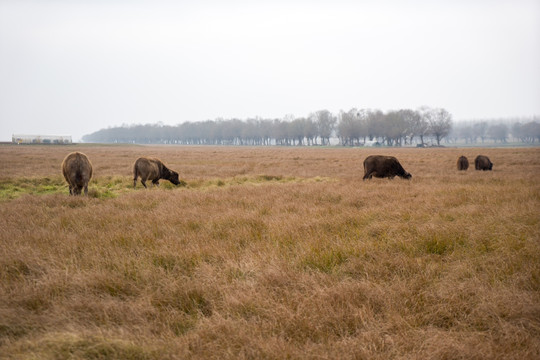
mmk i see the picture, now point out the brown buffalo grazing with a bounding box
[363,155,412,180]
[133,157,181,188]
[475,155,493,171]
[457,156,469,171]
[62,152,93,196]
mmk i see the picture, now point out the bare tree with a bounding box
[488,123,508,143]
[314,110,336,145]
[473,121,489,143]
[399,109,420,145]
[337,110,354,145]
[272,119,288,145]
[513,121,540,143]
[384,110,407,146]
[366,110,385,142]
[415,106,432,145]
[456,123,475,144]
[428,108,453,146]
[337,109,365,145]
[289,118,305,145]
[302,117,318,145]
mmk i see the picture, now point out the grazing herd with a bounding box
[61,152,183,196]
[360,154,492,181]
[456,155,493,171]
[61,151,494,196]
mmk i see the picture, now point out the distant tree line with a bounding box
[335,107,452,146]
[82,108,539,146]
[449,118,540,144]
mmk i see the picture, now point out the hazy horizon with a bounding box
[1,0,539,142]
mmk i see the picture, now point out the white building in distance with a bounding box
[12,134,72,144]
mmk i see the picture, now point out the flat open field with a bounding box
[1,144,539,359]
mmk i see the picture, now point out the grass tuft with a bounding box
[12,334,155,360]
[301,247,352,273]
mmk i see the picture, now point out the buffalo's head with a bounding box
[403,172,412,180]
[168,171,181,185]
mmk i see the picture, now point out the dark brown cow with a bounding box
[457,156,469,171]
[363,155,412,180]
[475,155,493,171]
[133,157,181,188]
[62,152,93,196]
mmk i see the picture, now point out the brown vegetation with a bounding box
[1,144,539,359]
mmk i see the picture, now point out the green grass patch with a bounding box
[8,333,155,360]
[301,247,355,273]
[187,175,334,189]
[152,254,200,276]
[0,175,335,201]
[0,176,131,200]
[151,288,212,317]
[417,232,468,256]
[0,177,66,199]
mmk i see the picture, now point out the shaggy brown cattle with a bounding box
[475,155,493,171]
[457,156,469,171]
[363,155,412,180]
[133,157,181,188]
[61,152,93,196]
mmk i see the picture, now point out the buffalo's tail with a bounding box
[362,161,367,179]
[133,165,138,187]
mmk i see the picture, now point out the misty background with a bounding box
[1,0,539,143]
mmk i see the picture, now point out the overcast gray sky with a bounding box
[1,0,539,141]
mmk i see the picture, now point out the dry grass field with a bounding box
[1,144,539,359]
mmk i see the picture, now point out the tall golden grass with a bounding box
[1,144,539,359]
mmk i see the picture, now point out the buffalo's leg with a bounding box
[363,172,374,180]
